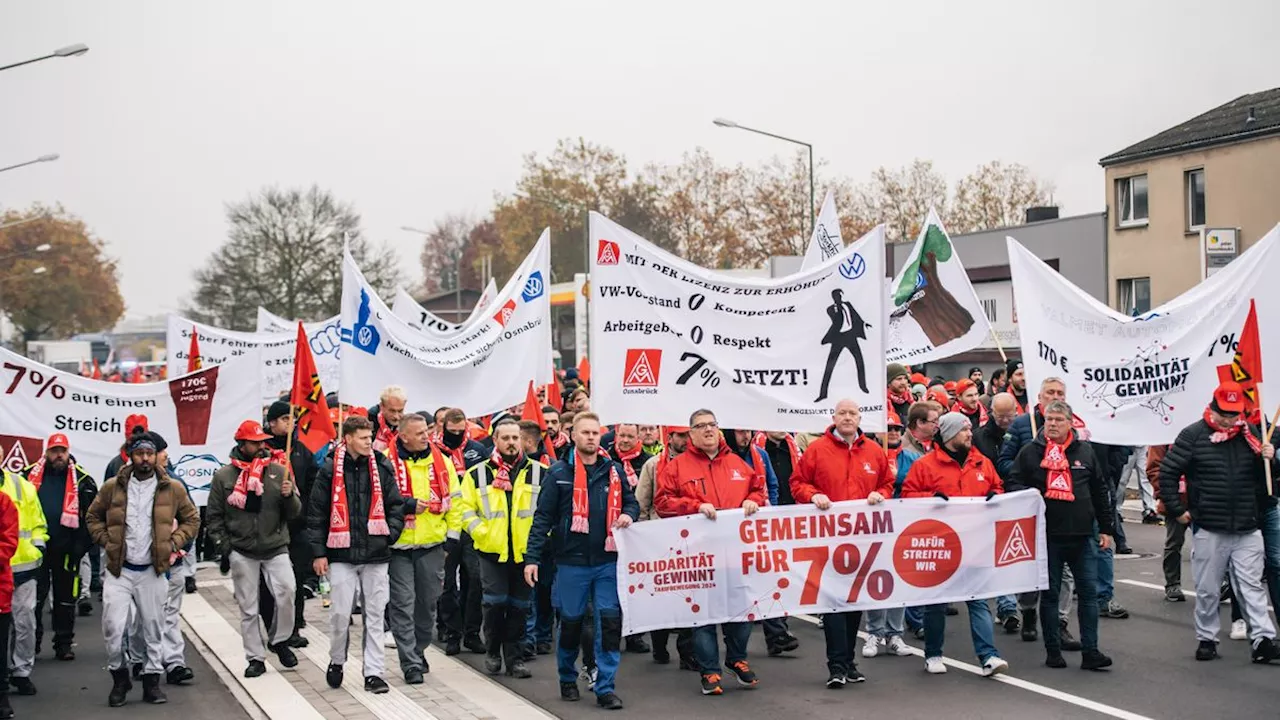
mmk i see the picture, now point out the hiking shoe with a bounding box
[1252,637,1279,664]
[165,666,194,685]
[1166,585,1186,602]
[1060,622,1082,651]
[245,660,267,678]
[1102,599,1130,619]
[886,636,911,656]
[1021,609,1038,641]
[560,681,581,701]
[861,635,880,658]
[700,673,723,695]
[269,642,299,668]
[364,676,389,694]
[9,677,36,696]
[506,658,532,679]
[445,638,462,656]
[1000,613,1021,634]
[727,660,758,688]
[825,670,847,689]
[596,692,624,710]
[484,654,503,675]
[1081,649,1113,671]
[404,668,424,685]
[1231,620,1248,640]
[925,657,946,674]
[325,663,343,688]
[981,656,1009,677]
[1045,653,1067,669]
[1196,640,1220,661]
[625,635,651,653]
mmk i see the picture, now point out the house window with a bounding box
[1186,168,1206,230]
[1117,277,1151,316]
[981,298,997,322]
[1117,175,1148,227]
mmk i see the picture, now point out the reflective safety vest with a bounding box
[1,470,47,574]
[458,459,545,563]
[391,451,464,549]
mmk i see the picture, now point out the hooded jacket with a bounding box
[790,427,894,504]
[655,439,766,517]
[525,449,639,568]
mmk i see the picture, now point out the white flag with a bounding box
[255,307,295,333]
[799,190,845,271]
[886,209,992,364]
[391,277,499,334]
[167,315,341,401]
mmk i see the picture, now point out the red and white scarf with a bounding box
[614,444,644,488]
[489,449,519,491]
[1205,408,1263,453]
[952,400,989,428]
[550,431,569,451]
[888,388,913,409]
[374,421,397,453]
[227,455,270,509]
[389,441,452,530]
[432,435,468,475]
[571,453,623,551]
[28,458,79,528]
[1041,434,1075,502]
[327,443,389,548]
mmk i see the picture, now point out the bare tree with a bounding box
[418,213,477,295]
[949,161,1055,233]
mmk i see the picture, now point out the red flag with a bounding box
[290,322,337,453]
[186,326,202,373]
[522,381,556,459]
[91,359,102,380]
[546,366,563,409]
[577,355,591,386]
[1218,299,1264,421]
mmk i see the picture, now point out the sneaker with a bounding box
[1102,599,1130,619]
[700,673,723,695]
[165,666,194,685]
[583,666,598,691]
[727,660,758,688]
[404,668,424,685]
[9,677,36,696]
[325,663,343,688]
[1251,636,1279,664]
[1115,546,1134,556]
[678,656,699,672]
[925,657,947,674]
[1045,653,1067,669]
[536,641,553,655]
[625,635,651,654]
[825,670,847,689]
[54,647,76,661]
[269,642,299,668]
[184,576,197,594]
[846,668,866,683]
[912,626,926,640]
[287,632,309,649]
[1196,640,1220,661]
[1166,585,1186,602]
[1059,622,1082,651]
[1142,511,1163,525]
[1000,613,1021,634]
[861,635,880,658]
[506,658,532,679]
[364,676,389,694]
[1081,649,1113,671]
[245,660,267,678]
[981,656,1009,677]
[78,598,93,617]
[944,605,959,616]
[596,692,624,710]
[886,636,911,656]
[767,633,800,655]
[1231,619,1248,641]
[653,648,671,664]
[484,654,503,675]
[463,635,487,654]
[560,681,581,701]
[1021,609,1038,641]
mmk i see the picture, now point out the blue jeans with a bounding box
[864,608,904,638]
[693,622,751,675]
[1043,536,1099,653]
[996,595,1017,618]
[904,606,924,631]
[1095,522,1114,602]
[924,599,998,662]
[1262,505,1280,611]
[555,564,620,697]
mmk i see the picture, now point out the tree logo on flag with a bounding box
[623,349,661,389]
[889,225,975,347]
[597,239,620,266]
[995,516,1036,567]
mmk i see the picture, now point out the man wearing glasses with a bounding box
[901,402,940,456]
[654,410,766,697]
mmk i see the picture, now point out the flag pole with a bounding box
[1260,383,1275,496]
[988,329,1036,435]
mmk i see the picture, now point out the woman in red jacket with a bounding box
[0,490,20,719]
[654,409,765,697]
[900,412,1008,679]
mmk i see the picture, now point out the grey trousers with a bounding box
[1165,519,1188,588]
[125,566,189,671]
[389,546,446,673]
[231,552,296,662]
[329,562,389,678]
[103,568,166,673]
[11,580,36,678]
[1191,529,1275,642]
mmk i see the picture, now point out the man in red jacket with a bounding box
[789,399,893,689]
[0,490,19,719]
[655,409,765,697]
[901,412,1008,677]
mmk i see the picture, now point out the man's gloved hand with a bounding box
[443,537,459,555]
[934,491,949,501]
[219,546,232,576]
[985,490,998,502]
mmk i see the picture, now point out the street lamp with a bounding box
[713,117,815,238]
[0,43,89,73]
[0,154,60,175]
[400,225,463,321]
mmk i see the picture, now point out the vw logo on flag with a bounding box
[522,271,545,302]
[839,253,866,280]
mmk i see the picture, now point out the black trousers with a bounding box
[478,556,531,657]
[0,611,10,691]
[440,535,483,641]
[34,549,80,651]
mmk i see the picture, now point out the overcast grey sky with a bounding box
[2,0,1276,320]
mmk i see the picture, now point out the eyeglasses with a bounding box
[691,422,719,431]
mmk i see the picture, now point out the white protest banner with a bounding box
[339,232,552,414]
[617,491,1047,635]
[799,190,845,272]
[166,316,342,402]
[255,307,293,333]
[390,277,499,333]
[1007,224,1280,445]
[589,212,886,433]
[0,346,264,506]
[887,209,991,364]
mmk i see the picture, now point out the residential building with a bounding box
[1100,87,1280,309]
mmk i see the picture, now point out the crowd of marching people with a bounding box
[3,357,1279,715]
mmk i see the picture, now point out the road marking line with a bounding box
[792,614,1155,720]
[1118,578,1273,611]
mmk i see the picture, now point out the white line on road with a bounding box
[1118,578,1273,610]
[792,614,1155,720]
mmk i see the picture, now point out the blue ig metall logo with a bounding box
[839,253,866,280]
[522,271,545,302]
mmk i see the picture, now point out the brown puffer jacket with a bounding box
[86,465,200,577]
[1145,444,1185,515]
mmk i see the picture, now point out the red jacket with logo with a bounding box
[789,427,894,504]
[655,439,767,517]
[0,491,17,613]
[901,444,1002,499]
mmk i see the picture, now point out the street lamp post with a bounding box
[0,154,59,175]
[0,43,89,73]
[713,117,815,238]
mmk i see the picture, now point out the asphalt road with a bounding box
[452,521,1280,720]
[13,595,251,720]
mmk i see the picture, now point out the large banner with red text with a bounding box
[616,490,1047,635]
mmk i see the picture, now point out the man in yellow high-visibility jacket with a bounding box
[385,413,462,684]
[456,417,545,679]
[2,465,48,695]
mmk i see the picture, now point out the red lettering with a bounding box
[792,546,829,605]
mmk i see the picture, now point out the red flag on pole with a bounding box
[290,322,337,453]
[91,359,102,380]
[546,366,563,410]
[186,326,202,374]
[577,355,591,386]
[522,381,556,459]
[1218,299,1264,421]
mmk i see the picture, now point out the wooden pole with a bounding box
[284,402,295,479]
[1259,383,1274,496]
[988,328,1036,434]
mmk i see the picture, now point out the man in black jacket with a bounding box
[261,400,319,648]
[308,416,405,694]
[433,407,489,656]
[1009,400,1114,671]
[1159,381,1279,663]
[975,393,1017,470]
[525,413,637,711]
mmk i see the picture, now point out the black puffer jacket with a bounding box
[1007,431,1114,538]
[308,449,405,564]
[1159,419,1275,533]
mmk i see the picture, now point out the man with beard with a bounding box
[951,379,988,432]
[87,434,200,707]
[609,423,652,655]
[638,425,663,456]
[206,420,301,678]
[262,400,318,648]
[25,434,97,665]
[545,407,571,461]
[967,367,986,396]
[886,363,913,423]
[635,427,694,668]
[433,408,489,656]
[1004,359,1029,414]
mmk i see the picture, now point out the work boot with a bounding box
[445,637,462,656]
[463,634,486,654]
[1060,620,1082,651]
[625,635,651,653]
[484,653,503,674]
[1021,609,1038,641]
[141,674,167,704]
[165,666,194,685]
[504,643,532,679]
[108,668,133,707]
[0,692,11,720]
[79,597,93,616]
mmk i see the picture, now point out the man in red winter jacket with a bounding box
[0,490,20,718]
[655,408,766,698]
[901,412,1008,678]
[789,399,893,689]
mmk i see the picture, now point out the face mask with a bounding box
[443,429,466,448]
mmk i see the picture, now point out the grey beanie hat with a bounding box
[938,412,970,443]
